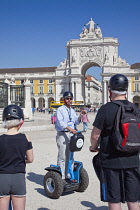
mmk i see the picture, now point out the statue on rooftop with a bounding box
[95,26,102,38]
[80,18,102,39]
[85,18,96,32]
[58,59,67,68]
[80,26,88,38]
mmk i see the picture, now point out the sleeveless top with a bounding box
[0,133,33,174]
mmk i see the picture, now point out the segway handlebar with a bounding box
[76,130,84,133]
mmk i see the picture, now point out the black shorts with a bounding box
[100,168,139,203]
[0,173,26,197]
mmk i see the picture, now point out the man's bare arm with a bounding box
[90,127,101,152]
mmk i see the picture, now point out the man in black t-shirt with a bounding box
[90,74,140,210]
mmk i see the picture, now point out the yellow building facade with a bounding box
[0,67,56,109]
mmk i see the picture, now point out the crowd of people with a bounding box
[0,74,139,210]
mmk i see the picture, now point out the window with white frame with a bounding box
[31,86,34,94]
[48,86,52,93]
[135,76,139,80]
[61,85,65,94]
[135,83,139,91]
[49,79,52,83]
[39,80,43,83]
[39,86,43,94]
[30,80,33,83]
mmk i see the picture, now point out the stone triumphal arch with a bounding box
[55,18,135,103]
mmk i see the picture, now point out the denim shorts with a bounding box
[0,173,26,197]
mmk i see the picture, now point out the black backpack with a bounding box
[110,101,140,153]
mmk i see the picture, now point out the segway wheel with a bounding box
[76,167,89,192]
[43,171,63,199]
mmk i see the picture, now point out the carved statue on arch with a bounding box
[85,18,96,32]
[95,26,102,38]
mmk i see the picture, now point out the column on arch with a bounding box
[55,81,61,101]
[103,80,107,104]
[45,98,48,109]
[127,77,132,101]
[71,81,74,97]
[75,79,84,102]
[66,82,69,91]
[24,80,32,119]
[65,77,70,92]
[106,80,109,102]
[35,98,38,109]
[7,83,11,105]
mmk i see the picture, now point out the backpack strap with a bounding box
[112,100,140,117]
[112,100,128,107]
[112,100,135,108]
[111,101,123,129]
[112,100,125,113]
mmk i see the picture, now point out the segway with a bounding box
[43,131,89,199]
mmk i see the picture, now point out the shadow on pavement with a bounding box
[27,172,49,197]
[27,172,44,186]
[81,201,108,210]
[35,188,47,197]
[62,191,75,196]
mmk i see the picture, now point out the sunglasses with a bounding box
[65,97,73,100]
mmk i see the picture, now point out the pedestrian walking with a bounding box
[52,113,56,124]
[32,107,35,116]
[90,74,140,210]
[0,105,34,210]
[81,110,90,132]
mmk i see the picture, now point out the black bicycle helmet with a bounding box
[2,104,24,121]
[109,74,128,91]
[63,91,73,98]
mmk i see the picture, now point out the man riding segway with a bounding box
[43,91,89,198]
[55,91,82,181]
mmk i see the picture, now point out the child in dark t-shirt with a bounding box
[0,105,34,210]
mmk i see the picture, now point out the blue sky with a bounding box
[0,0,140,80]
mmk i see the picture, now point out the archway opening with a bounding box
[81,64,102,107]
[60,97,63,101]
[87,66,102,82]
[48,97,54,108]
[31,98,35,108]
[38,97,45,109]
[133,96,140,108]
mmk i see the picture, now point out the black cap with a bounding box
[109,74,128,91]
[63,91,73,98]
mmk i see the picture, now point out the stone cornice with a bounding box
[101,73,136,77]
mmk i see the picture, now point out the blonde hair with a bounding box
[3,119,23,129]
